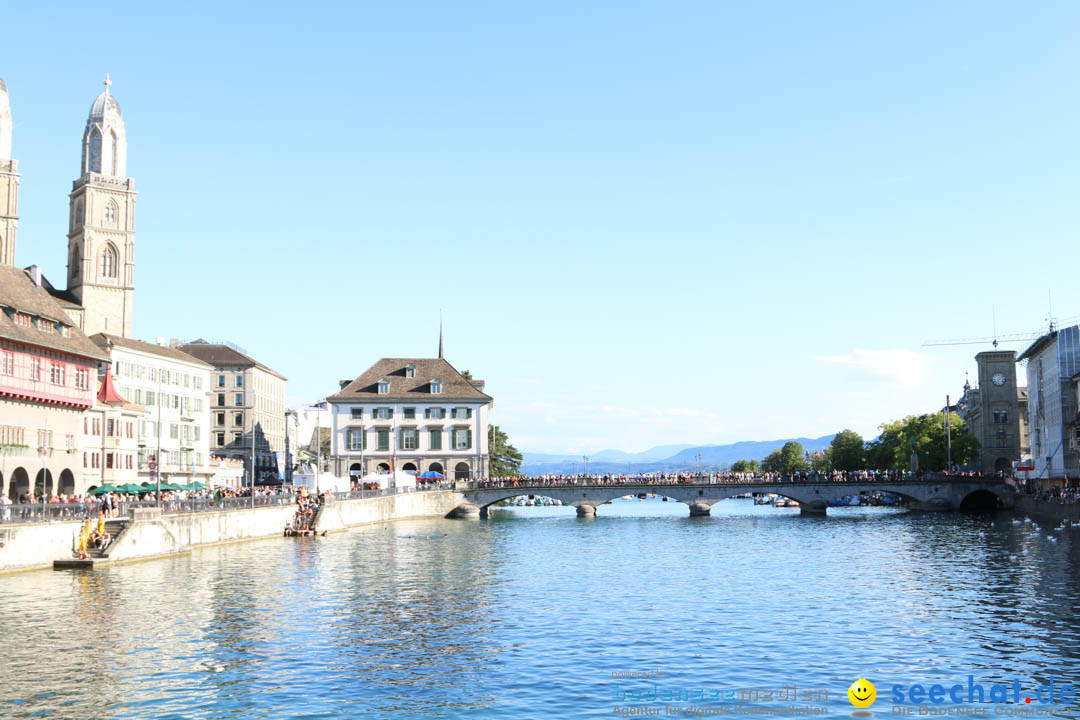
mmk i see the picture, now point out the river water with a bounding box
[2,498,1080,719]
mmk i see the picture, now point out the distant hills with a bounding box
[521,435,836,475]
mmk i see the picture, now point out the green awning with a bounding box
[88,484,122,495]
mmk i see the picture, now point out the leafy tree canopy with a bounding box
[488,425,523,477]
[829,429,865,471]
[865,413,979,471]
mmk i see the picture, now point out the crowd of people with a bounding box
[72,514,112,559]
[284,488,329,537]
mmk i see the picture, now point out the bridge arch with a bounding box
[959,488,1004,511]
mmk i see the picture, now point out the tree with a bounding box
[761,442,809,474]
[829,429,865,471]
[731,459,760,473]
[460,369,473,380]
[865,413,979,471]
[809,449,831,472]
[488,425,523,477]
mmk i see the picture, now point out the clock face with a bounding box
[992,372,1006,386]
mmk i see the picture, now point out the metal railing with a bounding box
[0,484,458,526]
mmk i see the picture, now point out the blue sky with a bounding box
[3,1,1077,453]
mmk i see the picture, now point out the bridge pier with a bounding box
[688,501,711,517]
[799,504,827,516]
[576,504,596,518]
[448,503,481,519]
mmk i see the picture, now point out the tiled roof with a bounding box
[91,333,213,368]
[328,358,492,403]
[178,342,286,380]
[0,265,108,361]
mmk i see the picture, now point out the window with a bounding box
[216,432,225,446]
[30,358,40,381]
[451,407,472,419]
[193,376,203,390]
[376,429,390,451]
[993,409,1008,424]
[216,412,225,426]
[217,393,225,406]
[217,374,225,388]
[425,407,445,420]
[0,351,12,375]
[49,362,65,385]
[377,379,389,394]
[405,364,416,379]
[75,367,89,390]
[145,390,156,406]
[106,419,115,437]
[233,432,243,446]
[235,393,244,406]
[104,201,117,225]
[234,412,243,426]
[99,244,117,278]
[400,429,418,450]
[170,423,179,440]
[429,429,442,451]
[453,429,471,450]
[348,429,364,451]
[236,374,243,387]
[403,407,416,419]
[374,407,392,420]
[351,408,363,420]
[106,452,114,469]
[431,379,442,394]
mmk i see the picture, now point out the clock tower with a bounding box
[967,350,1022,475]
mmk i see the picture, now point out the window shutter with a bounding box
[466,429,472,449]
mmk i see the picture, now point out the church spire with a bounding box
[438,311,444,359]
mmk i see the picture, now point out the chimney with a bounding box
[156,336,166,346]
[339,380,351,389]
[170,338,180,348]
[27,265,42,287]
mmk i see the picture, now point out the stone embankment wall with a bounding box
[1014,494,1080,523]
[0,490,462,573]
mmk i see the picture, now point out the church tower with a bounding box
[0,75,19,267]
[67,75,135,338]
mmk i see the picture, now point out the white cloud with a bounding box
[810,348,932,389]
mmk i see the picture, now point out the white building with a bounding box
[90,334,213,485]
[82,365,148,489]
[327,357,492,480]
[1018,324,1080,482]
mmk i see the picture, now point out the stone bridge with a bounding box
[450,475,1014,518]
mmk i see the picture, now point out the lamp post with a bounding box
[583,456,589,478]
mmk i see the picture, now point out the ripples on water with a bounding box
[2,500,1080,719]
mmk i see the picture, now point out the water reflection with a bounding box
[2,501,1080,719]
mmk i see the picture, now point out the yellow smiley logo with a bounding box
[848,678,876,709]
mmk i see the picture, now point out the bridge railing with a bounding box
[460,471,1002,492]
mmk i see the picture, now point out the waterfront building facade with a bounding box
[1018,325,1080,480]
[957,350,1029,475]
[82,365,147,488]
[327,358,492,480]
[91,334,213,485]
[0,264,107,499]
[177,341,287,482]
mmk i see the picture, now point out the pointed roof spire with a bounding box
[104,72,111,94]
[98,365,126,405]
[438,310,444,359]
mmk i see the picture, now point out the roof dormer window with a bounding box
[431,379,442,394]
[377,378,390,394]
[405,363,416,379]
